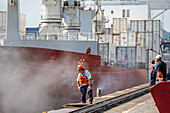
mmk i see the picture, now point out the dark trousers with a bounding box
[150,71,156,85]
[163,76,167,81]
[80,85,93,103]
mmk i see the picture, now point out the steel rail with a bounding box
[69,85,151,113]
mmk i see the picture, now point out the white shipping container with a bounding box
[137,33,145,47]
[99,43,109,61]
[153,20,160,33]
[153,32,158,52]
[99,35,106,43]
[120,32,128,46]
[113,18,120,34]
[116,47,137,68]
[120,18,127,32]
[136,46,142,62]
[156,33,160,54]
[130,20,138,32]
[145,32,153,49]
[138,20,145,32]
[113,18,127,34]
[113,35,120,46]
[141,47,146,63]
[128,32,136,46]
[116,47,128,67]
[146,20,153,32]
[98,34,112,43]
[109,44,116,64]
[136,47,146,63]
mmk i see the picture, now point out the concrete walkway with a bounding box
[103,93,159,113]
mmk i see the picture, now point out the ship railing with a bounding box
[84,0,148,6]
[101,58,146,69]
[21,32,98,41]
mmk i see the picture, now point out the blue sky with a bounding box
[0,0,170,32]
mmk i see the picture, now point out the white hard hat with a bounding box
[155,55,162,59]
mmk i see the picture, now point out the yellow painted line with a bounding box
[101,96,116,98]
[122,98,152,113]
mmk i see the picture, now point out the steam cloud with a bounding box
[0,48,78,113]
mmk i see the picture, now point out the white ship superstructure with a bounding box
[62,0,83,34]
[39,0,62,36]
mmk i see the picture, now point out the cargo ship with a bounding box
[0,0,168,112]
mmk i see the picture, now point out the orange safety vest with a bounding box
[86,48,91,54]
[78,75,88,85]
[150,65,154,70]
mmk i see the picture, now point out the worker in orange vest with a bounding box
[150,59,157,85]
[77,65,93,104]
[86,46,91,54]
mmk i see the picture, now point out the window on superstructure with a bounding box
[127,9,130,17]
[122,10,125,17]
[111,10,114,14]
[64,1,68,6]
[74,1,80,6]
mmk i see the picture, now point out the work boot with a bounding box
[90,101,93,104]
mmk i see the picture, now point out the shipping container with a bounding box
[26,28,39,35]
[138,20,145,32]
[128,32,137,46]
[130,20,138,32]
[113,18,120,34]
[136,46,146,63]
[153,20,160,33]
[109,44,116,66]
[98,34,112,43]
[112,18,127,34]
[116,47,128,67]
[137,32,145,47]
[116,47,137,68]
[127,47,136,68]
[99,43,109,65]
[120,32,128,46]
[136,46,142,62]
[145,20,153,32]
[145,32,153,49]
[119,32,137,47]
[153,32,158,52]
[130,20,145,33]
[120,18,127,32]
[141,47,146,63]
[157,35,160,54]
[113,35,120,46]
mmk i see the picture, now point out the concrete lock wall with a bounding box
[4,40,98,55]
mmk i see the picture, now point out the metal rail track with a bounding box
[69,85,152,113]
